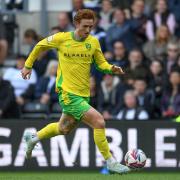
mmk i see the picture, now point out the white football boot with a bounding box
[107,158,131,174]
[24,131,38,159]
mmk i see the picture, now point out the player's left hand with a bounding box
[111,65,125,75]
[21,66,32,80]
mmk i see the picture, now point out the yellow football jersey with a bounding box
[25,32,113,97]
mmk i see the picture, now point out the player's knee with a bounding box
[59,124,71,135]
[98,120,105,129]
[96,115,105,129]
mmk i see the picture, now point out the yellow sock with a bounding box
[37,122,62,140]
[94,128,112,160]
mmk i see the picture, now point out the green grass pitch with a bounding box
[0,171,179,180]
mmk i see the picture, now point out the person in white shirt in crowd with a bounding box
[146,0,176,41]
[3,55,37,106]
[116,90,149,120]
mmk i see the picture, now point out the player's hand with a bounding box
[21,66,32,80]
[111,65,125,75]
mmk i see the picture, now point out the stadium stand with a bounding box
[0,0,179,120]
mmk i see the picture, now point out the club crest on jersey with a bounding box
[85,43,91,50]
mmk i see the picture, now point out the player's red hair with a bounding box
[74,9,96,23]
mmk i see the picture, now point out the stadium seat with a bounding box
[51,102,62,113]
[21,102,49,120]
[49,102,62,120]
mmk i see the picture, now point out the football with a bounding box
[124,149,147,168]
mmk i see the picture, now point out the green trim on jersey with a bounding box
[57,66,63,89]
[25,65,32,70]
[93,57,113,74]
[58,90,91,121]
[71,31,85,42]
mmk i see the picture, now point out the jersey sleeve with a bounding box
[93,39,113,74]
[25,32,64,69]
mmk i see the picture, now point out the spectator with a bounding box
[149,60,165,118]
[106,8,136,51]
[112,0,132,9]
[110,41,129,69]
[130,0,149,46]
[91,13,106,52]
[144,0,156,16]
[3,55,37,107]
[34,60,58,106]
[23,29,57,77]
[99,0,114,31]
[90,13,107,81]
[112,74,134,115]
[97,74,120,120]
[146,0,176,40]
[57,12,74,32]
[126,48,149,80]
[163,41,179,75]
[0,13,8,66]
[133,77,155,117]
[50,26,61,35]
[23,29,42,55]
[116,90,149,120]
[143,25,176,60]
[161,68,180,118]
[70,0,85,21]
[149,60,164,96]
[168,0,180,37]
[0,78,20,118]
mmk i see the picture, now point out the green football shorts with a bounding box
[58,89,91,121]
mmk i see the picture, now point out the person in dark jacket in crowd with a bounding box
[0,78,20,118]
[133,77,155,117]
[149,60,165,118]
[35,60,58,106]
[97,74,120,120]
[163,41,179,75]
[161,68,180,118]
[110,41,129,69]
[106,8,136,52]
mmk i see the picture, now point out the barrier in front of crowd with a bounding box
[0,120,179,171]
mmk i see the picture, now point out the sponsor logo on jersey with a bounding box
[64,53,92,58]
[85,43,91,50]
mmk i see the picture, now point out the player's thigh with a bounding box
[58,113,79,134]
[82,107,105,129]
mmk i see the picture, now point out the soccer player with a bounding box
[21,9,130,174]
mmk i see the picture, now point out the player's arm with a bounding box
[93,40,124,75]
[21,33,63,79]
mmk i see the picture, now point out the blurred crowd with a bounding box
[0,0,179,120]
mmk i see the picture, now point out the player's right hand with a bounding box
[21,66,32,80]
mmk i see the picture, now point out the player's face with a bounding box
[76,19,94,38]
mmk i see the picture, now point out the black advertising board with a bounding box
[0,120,180,170]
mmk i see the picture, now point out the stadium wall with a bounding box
[0,120,180,171]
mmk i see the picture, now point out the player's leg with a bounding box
[37,113,78,139]
[24,113,78,159]
[82,107,130,174]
